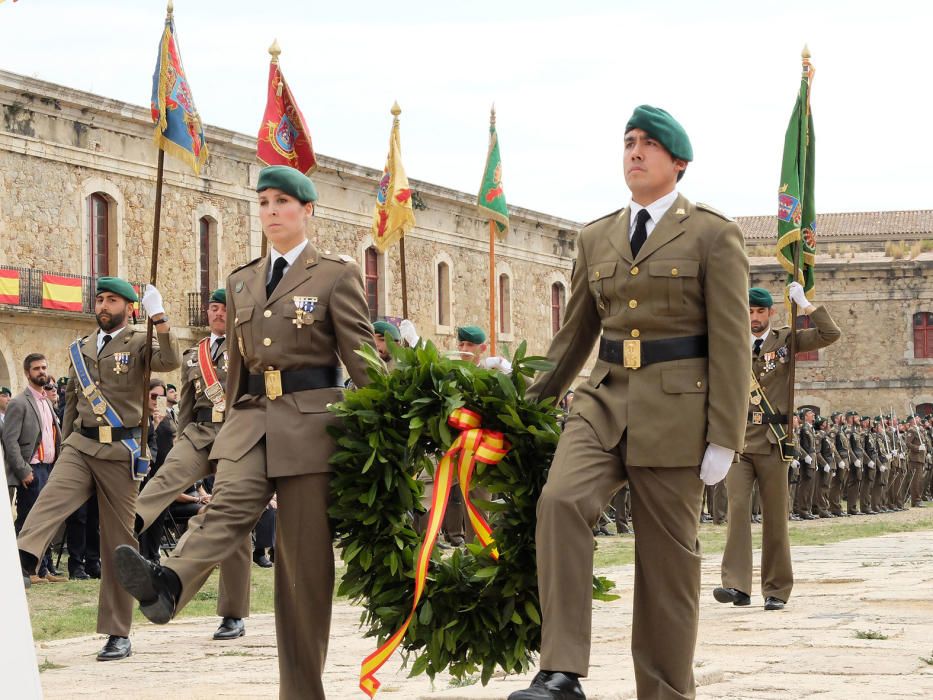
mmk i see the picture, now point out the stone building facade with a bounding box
[1,69,931,417]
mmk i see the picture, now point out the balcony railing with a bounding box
[0,266,146,319]
[188,291,209,327]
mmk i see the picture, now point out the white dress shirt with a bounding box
[628,189,679,241]
[267,239,309,285]
[96,325,126,353]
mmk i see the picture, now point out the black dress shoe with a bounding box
[253,552,273,568]
[97,635,132,661]
[85,562,102,579]
[114,545,180,625]
[713,587,751,606]
[213,617,246,640]
[508,671,586,699]
[764,596,786,611]
[69,564,90,581]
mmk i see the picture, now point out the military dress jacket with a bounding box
[799,422,818,469]
[743,306,841,455]
[62,327,179,461]
[834,425,853,465]
[176,337,229,451]
[527,194,750,466]
[906,427,926,465]
[210,241,377,477]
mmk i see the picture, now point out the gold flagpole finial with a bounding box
[269,39,281,64]
[391,101,401,117]
[490,103,496,126]
[167,1,174,17]
[801,44,811,60]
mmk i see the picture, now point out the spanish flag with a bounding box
[0,269,20,305]
[41,274,82,312]
[371,102,415,254]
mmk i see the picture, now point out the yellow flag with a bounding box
[371,103,415,253]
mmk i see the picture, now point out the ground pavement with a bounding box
[35,529,933,699]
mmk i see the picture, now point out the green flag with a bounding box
[477,109,509,235]
[776,61,816,294]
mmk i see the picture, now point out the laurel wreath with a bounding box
[328,340,617,685]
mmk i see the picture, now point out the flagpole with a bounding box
[259,39,281,260]
[392,102,409,320]
[487,105,498,356]
[786,44,811,445]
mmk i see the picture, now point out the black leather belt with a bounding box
[195,408,224,423]
[247,366,342,397]
[748,412,787,425]
[80,426,141,441]
[598,335,707,368]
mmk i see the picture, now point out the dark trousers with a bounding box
[255,506,277,551]
[65,495,100,573]
[15,463,54,574]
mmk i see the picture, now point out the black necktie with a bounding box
[753,338,763,357]
[631,208,651,258]
[212,336,224,361]
[266,257,288,299]
[99,334,112,356]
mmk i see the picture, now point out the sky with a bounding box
[0,0,930,223]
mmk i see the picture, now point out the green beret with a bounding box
[167,384,177,392]
[457,325,487,344]
[57,377,69,387]
[96,276,138,302]
[372,321,400,342]
[625,105,693,162]
[831,411,842,418]
[256,165,318,203]
[209,288,226,305]
[0,386,11,396]
[846,410,858,417]
[748,287,773,308]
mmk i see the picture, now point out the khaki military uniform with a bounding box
[136,337,251,619]
[160,242,375,700]
[907,425,927,506]
[830,421,852,515]
[18,326,178,636]
[795,420,819,517]
[859,428,878,513]
[846,423,866,513]
[721,307,840,602]
[527,194,750,699]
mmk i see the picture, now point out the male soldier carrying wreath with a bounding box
[512,105,750,700]
[715,285,839,612]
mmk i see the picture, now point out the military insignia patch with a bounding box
[194,378,202,394]
[113,352,131,374]
[778,192,802,225]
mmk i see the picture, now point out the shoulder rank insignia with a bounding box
[696,202,734,222]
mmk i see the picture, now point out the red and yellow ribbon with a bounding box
[359,407,509,697]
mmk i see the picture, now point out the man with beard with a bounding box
[134,288,253,641]
[2,354,64,582]
[16,277,177,661]
[373,320,401,367]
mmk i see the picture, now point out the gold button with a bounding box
[264,310,272,318]
[96,416,103,423]
[631,329,640,338]
[595,271,601,279]
[760,372,766,377]
[263,338,272,346]
[696,380,703,388]
[630,266,639,275]
[628,300,638,309]
[671,268,679,276]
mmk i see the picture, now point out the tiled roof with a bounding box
[737,210,933,241]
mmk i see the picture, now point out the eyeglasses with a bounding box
[43,384,55,391]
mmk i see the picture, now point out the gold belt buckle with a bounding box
[211,408,225,422]
[98,425,113,444]
[752,412,764,425]
[623,339,641,369]
[264,369,283,400]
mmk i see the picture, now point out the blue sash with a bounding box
[68,340,150,481]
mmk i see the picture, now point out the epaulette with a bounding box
[696,202,734,222]
[230,257,263,274]
[320,251,355,264]
[584,207,625,228]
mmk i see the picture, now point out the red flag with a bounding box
[257,55,316,174]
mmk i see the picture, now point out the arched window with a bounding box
[914,312,933,358]
[551,282,566,335]
[87,193,110,277]
[795,316,819,361]
[364,246,380,321]
[198,216,215,302]
[437,261,450,327]
[498,273,511,335]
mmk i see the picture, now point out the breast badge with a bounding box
[113,352,131,374]
[292,296,318,329]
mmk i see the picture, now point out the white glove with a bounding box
[822,463,830,473]
[791,459,800,470]
[804,454,812,465]
[921,444,927,452]
[900,451,906,459]
[839,460,846,469]
[700,443,735,485]
[880,464,887,473]
[483,356,513,375]
[855,459,862,468]
[889,452,897,460]
[399,319,420,347]
[787,281,811,309]
[868,460,875,469]
[142,284,165,317]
